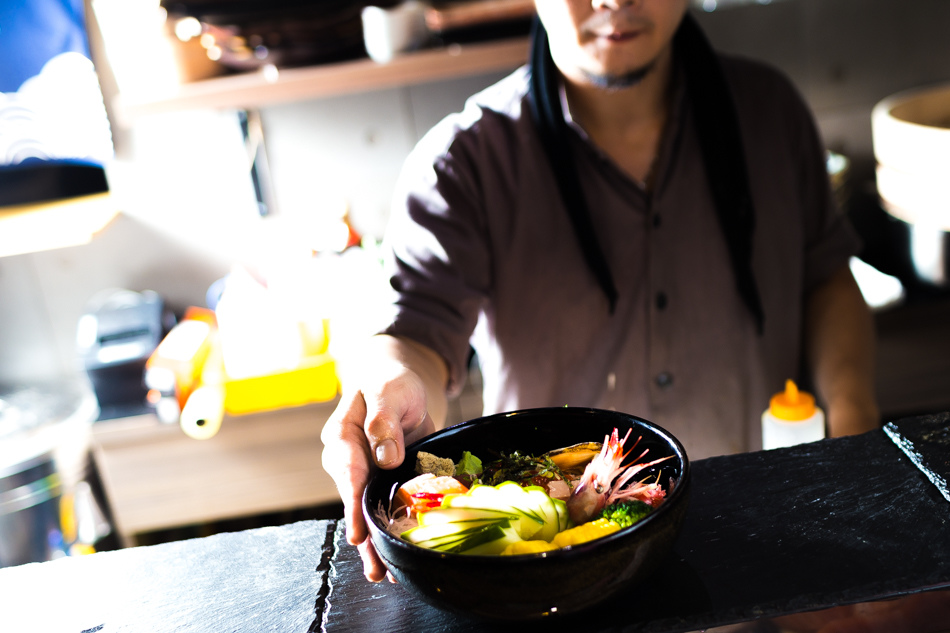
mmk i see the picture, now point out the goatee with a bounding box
[580,61,656,91]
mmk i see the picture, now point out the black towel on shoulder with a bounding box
[527,13,764,334]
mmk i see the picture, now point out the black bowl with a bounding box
[362,407,691,621]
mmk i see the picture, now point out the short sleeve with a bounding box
[788,75,862,292]
[380,116,493,396]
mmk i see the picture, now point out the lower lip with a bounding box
[604,31,640,43]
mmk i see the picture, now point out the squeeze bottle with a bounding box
[761,380,825,449]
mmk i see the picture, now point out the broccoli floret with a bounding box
[598,500,653,528]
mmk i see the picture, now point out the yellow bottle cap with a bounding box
[769,379,817,421]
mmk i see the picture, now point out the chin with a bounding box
[578,57,656,90]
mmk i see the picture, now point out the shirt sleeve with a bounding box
[789,77,863,293]
[379,115,493,397]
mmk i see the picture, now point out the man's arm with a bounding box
[804,263,880,437]
[321,334,449,581]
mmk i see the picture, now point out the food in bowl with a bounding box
[362,407,690,620]
[374,428,676,556]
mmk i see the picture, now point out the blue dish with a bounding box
[362,407,691,621]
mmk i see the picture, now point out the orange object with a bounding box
[173,302,339,428]
[182,306,217,326]
[768,380,817,421]
[394,474,469,516]
[145,310,217,408]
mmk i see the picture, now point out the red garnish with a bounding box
[411,492,444,509]
[411,492,446,500]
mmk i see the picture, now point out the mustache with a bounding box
[580,9,649,34]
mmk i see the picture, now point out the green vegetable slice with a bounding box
[402,481,568,554]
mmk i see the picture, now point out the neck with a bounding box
[565,45,675,134]
[562,49,675,187]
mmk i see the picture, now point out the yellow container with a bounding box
[222,352,339,415]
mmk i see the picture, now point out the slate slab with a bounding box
[884,412,950,502]
[1,418,947,633]
[0,519,334,633]
[322,423,950,633]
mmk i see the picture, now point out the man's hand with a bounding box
[320,335,448,581]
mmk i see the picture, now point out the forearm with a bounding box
[338,333,450,430]
[804,264,880,436]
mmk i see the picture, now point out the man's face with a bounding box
[535,0,689,89]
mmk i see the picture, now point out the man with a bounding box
[322,0,878,583]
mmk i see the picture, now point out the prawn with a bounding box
[566,428,672,525]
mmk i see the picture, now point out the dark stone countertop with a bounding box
[1,413,948,633]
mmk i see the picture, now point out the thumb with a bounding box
[362,371,430,469]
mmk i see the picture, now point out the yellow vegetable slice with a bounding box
[500,539,559,556]
[551,518,621,548]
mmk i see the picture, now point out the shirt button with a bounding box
[656,292,668,310]
[655,372,673,389]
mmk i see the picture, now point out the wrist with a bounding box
[825,395,880,437]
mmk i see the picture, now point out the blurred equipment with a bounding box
[0,0,117,257]
[423,0,534,42]
[76,289,174,418]
[144,306,217,424]
[148,268,339,440]
[160,0,383,71]
[0,381,109,568]
[0,192,118,259]
[179,383,226,440]
[873,83,950,288]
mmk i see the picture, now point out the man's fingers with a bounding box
[319,357,436,585]
[321,393,372,546]
[357,535,389,582]
[362,398,408,469]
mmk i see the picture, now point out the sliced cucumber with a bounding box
[554,497,571,532]
[524,486,560,542]
[417,506,517,526]
[461,523,522,555]
[447,482,545,540]
[403,519,504,548]
[401,481,567,554]
[493,482,547,538]
[402,518,520,555]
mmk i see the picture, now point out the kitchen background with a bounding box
[1,0,949,551]
[1,0,948,391]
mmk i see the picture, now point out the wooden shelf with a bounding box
[113,36,530,125]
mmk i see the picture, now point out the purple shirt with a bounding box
[381,55,860,459]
